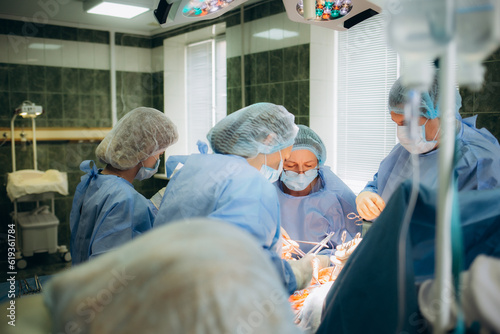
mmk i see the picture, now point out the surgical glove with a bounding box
[356,191,386,221]
[288,254,315,290]
[150,187,166,210]
[316,255,331,269]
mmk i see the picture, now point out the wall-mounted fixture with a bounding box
[154,0,247,27]
[85,0,152,19]
[282,0,381,31]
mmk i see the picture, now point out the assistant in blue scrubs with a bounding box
[154,103,329,294]
[275,125,360,254]
[356,75,500,221]
[70,107,178,265]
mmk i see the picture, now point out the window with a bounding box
[185,37,227,153]
[334,15,399,194]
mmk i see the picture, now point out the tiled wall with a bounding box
[225,8,311,124]
[459,48,500,142]
[0,19,167,256]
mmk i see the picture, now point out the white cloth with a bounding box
[298,281,334,334]
[419,255,500,333]
[44,218,303,334]
[6,169,68,201]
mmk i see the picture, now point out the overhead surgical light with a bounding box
[283,0,381,31]
[154,0,247,27]
[85,0,151,19]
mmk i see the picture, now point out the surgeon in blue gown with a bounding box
[356,75,500,221]
[275,125,360,255]
[70,107,178,265]
[154,103,330,294]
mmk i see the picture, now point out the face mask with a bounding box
[135,157,160,181]
[397,119,439,154]
[281,168,318,191]
[260,152,283,183]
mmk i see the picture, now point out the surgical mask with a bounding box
[260,152,283,183]
[135,157,160,181]
[280,168,318,191]
[397,120,439,154]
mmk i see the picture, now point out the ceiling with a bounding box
[0,0,186,36]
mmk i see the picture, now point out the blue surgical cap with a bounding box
[388,74,462,120]
[207,103,299,158]
[292,125,327,165]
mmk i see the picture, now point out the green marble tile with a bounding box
[255,84,270,102]
[283,46,299,82]
[9,64,28,92]
[46,93,63,119]
[0,64,8,91]
[268,83,284,106]
[46,66,62,93]
[78,94,95,121]
[77,28,94,42]
[283,81,299,115]
[62,93,79,120]
[94,70,110,95]
[270,49,283,83]
[475,112,500,143]
[78,68,94,93]
[61,26,78,41]
[27,92,46,109]
[227,57,242,88]
[298,44,310,81]
[42,25,62,40]
[298,80,310,116]
[62,68,78,94]
[28,65,45,92]
[255,51,270,84]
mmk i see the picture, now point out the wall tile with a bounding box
[269,49,283,83]
[46,93,63,119]
[298,80,309,116]
[10,92,27,112]
[43,25,62,40]
[94,70,110,95]
[0,64,8,92]
[26,37,45,65]
[62,68,78,94]
[44,39,63,67]
[227,56,241,88]
[9,64,28,92]
[78,94,95,122]
[28,65,46,92]
[255,51,269,84]
[124,46,139,72]
[0,35,8,63]
[8,35,27,64]
[61,40,78,68]
[94,94,111,122]
[77,42,95,69]
[283,81,299,115]
[62,93,79,120]
[255,84,270,102]
[79,68,94,93]
[476,112,500,142]
[77,28,94,43]
[268,83,284,106]
[283,46,299,82]
[93,30,109,45]
[61,27,78,42]
[298,44,310,81]
[27,92,46,110]
[93,43,109,70]
[46,66,62,93]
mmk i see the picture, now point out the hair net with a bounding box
[43,218,301,334]
[388,74,462,120]
[96,107,178,170]
[207,102,299,158]
[292,125,327,165]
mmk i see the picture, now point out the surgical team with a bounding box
[16,72,500,332]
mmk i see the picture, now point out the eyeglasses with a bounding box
[282,167,318,177]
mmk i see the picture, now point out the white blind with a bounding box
[336,15,399,194]
[186,38,226,154]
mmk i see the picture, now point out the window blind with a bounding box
[335,15,399,194]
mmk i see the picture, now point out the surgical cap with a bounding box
[207,102,299,158]
[44,219,301,334]
[292,125,327,165]
[388,74,462,120]
[96,107,178,170]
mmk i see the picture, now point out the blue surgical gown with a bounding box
[275,166,361,255]
[70,161,155,265]
[363,116,500,202]
[154,154,298,294]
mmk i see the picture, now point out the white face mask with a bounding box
[397,119,439,154]
[280,168,318,191]
[135,157,160,181]
[260,152,283,183]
